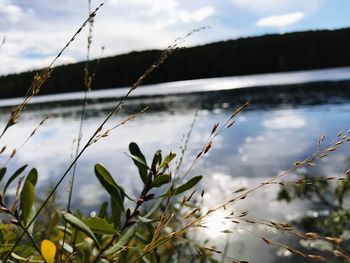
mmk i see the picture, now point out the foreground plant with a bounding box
[0,142,217,262]
[0,0,348,261]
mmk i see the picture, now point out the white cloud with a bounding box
[236,129,308,166]
[0,0,217,75]
[0,28,80,74]
[155,6,215,29]
[112,0,179,15]
[263,111,306,129]
[230,0,321,15]
[192,6,215,22]
[0,53,76,75]
[0,0,25,22]
[175,6,214,24]
[229,110,311,171]
[256,12,305,28]
[77,184,106,206]
[0,0,327,75]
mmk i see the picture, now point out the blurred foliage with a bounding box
[0,143,218,262]
[278,172,350,261]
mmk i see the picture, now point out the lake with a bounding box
[1,67,350,262]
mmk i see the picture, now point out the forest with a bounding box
[1,27,350,98]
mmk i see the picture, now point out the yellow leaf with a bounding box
[41,240,56,263]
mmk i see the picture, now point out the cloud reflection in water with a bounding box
[0,82,350,262]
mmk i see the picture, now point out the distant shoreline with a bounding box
[1,27,350,99]
[1,67,350,108]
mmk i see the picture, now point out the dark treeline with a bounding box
[1,27,350,98]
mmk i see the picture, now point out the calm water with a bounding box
[1,68,350,262]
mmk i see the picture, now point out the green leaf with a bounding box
[151,174,170,188]
[0,225,16,242]
[27,206,37,234]
[24,168,38,187]
[129,155,149,170]
[160,152,176,169]
[0,229,3,243]
[151,150,162,173]
[3,164,27,196]
[20,169,38,228]
[62,212,101,248]
[10,252,44,262]
[86,217,115,235]
[137,216,155,223]
[104,224,137,255]
[59,240,73,253]
[0,244,15,254]
[165,176,203,196]
[98,201,108,219]
[140,255,151,263]
[94,164,124,211]
[111,198,123,230]
[129,142,149,184]
[0,167,6,183]
[144,198,164,218]
[20,181,35,226]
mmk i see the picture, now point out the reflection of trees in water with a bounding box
[2,80,350,120]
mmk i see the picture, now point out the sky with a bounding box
[0,0,350,76]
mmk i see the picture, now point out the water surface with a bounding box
[0,68,350,262]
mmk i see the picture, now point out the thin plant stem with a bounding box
[174,110,198,176]
[2,27,201,261]
[0,116,49,169]
[0,1,107,140]
[60,1,94,260]
[0,36,5,52]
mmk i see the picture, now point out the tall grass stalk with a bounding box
[114,111,348,262]
[124,103,249,262]
[2,24,207,261]
[156,131,350,262]
[0,36,5,52]
[0,116,48,169]
[60,0,96,260]
[0,1,106,140]
[174,110,198,175]
[1,2,348,262]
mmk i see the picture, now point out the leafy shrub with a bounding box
[0,142,219,262]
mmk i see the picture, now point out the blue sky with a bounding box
[0,0,350,75]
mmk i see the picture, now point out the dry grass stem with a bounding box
[4,27,206,261]
[0,1,107,140]
[0,36,6,52]
[133,119,349,262]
